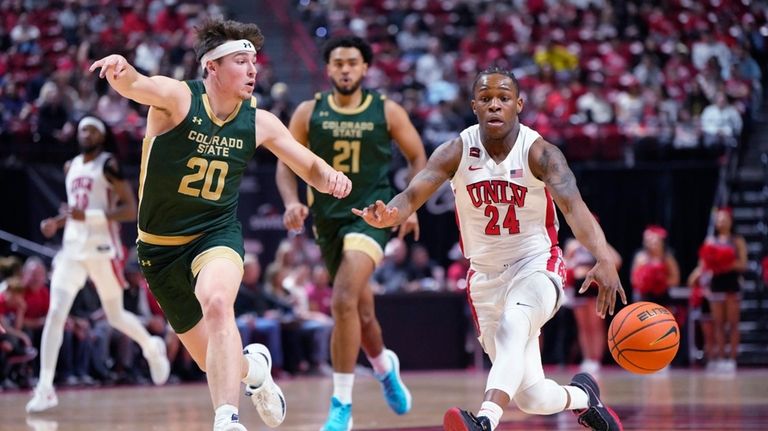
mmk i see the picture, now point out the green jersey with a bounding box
[137,80,257,245]
[308,89,393,220]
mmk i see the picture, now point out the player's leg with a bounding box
[84,258,169,385]
[194,252,285,429]
[358,275,412,415]
[26,257,86,413]
[444,270,505,431]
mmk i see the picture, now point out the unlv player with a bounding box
[27,115,169,413]
[354,67,626,431]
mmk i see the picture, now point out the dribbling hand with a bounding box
[89,55,129,80]
[579,260,627,318]
[352,200,400,229]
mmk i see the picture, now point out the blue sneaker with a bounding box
[374,349,412,415]
[320,397,353,431]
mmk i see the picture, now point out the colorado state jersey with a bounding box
[307,90,393,220]
[450,124,565,281]
[137,80,257,244]
[62,152,123,260]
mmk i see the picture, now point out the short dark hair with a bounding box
[195,19,265,77]
[472,66,520,96]
[322,36,373,64]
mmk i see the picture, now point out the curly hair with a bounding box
[322,35,373,64]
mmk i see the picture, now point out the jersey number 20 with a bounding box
[178,157,229,201]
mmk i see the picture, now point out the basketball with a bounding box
[608,302,680,374]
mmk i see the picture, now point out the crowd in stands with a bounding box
[296,0,766,163]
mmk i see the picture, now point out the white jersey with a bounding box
[62,152,123,260]
[450,124,565,282]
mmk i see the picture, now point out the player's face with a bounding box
[215,51,258,100]
[326,47,368,96]
[471,74,523,139]
[78,125,104,154]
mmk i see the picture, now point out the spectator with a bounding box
[701,91,743,151]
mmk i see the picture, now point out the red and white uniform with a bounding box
[54,152,126,296]
[62,152,123,261]
[451,123,565,283]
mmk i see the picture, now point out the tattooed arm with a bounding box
[353,137,462,228]
[529,138,627,317]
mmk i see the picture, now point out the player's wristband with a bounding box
[85,209,107,224]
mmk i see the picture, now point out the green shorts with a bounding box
[313,217,388,279]
[136,224,244,333]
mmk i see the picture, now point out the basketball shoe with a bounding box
[442,407,492,431]
[571,373,623,431]
[320,396,353,431]
[26,384,58,413]
[145,336,170,385]
[373,349,412,414]
[244,343,286,428]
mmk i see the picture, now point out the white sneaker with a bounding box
[26,385,58,413]
[579,359,601,374]
[244,344,286,428]
[144,336,170,385]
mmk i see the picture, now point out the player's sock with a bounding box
[367,349,392,375]
[477,401,502,430]
[214,404,240,429]
[333,373,355,404]
[564,384,590,410]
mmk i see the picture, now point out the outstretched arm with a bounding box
[258,109,351,198]
[529,138,627,317]
[89,54,188,111]
[353,137,462,228]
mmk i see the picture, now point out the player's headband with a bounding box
[200,39,257,71]
[78,116,106,135]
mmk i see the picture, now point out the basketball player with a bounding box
[88,19,352,431]
[27,115,170,414]
[354,67,626,431]
[275,35,426,431]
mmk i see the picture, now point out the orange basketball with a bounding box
[607,301,679,374]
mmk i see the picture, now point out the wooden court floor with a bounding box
[2,368,767,430]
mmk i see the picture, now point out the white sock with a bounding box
[242,352,267,387]
[367,349,392,375]
[213,404,239,429]
[477,401,502,430]
[332,373,355,404]
[564,385,590,410]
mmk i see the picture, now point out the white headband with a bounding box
[78,116,106,135]
[200,39,257,71]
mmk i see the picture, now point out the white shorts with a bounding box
[467,268,563,361]
[51,254,126,301]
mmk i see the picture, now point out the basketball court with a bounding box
[2,368,767,430]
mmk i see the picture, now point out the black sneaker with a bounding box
[570,373,623,431]
[443,407,492,431]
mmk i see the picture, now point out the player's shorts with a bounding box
[467,268,564,362]
[313,216,388,279]
[136,224,244,333]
